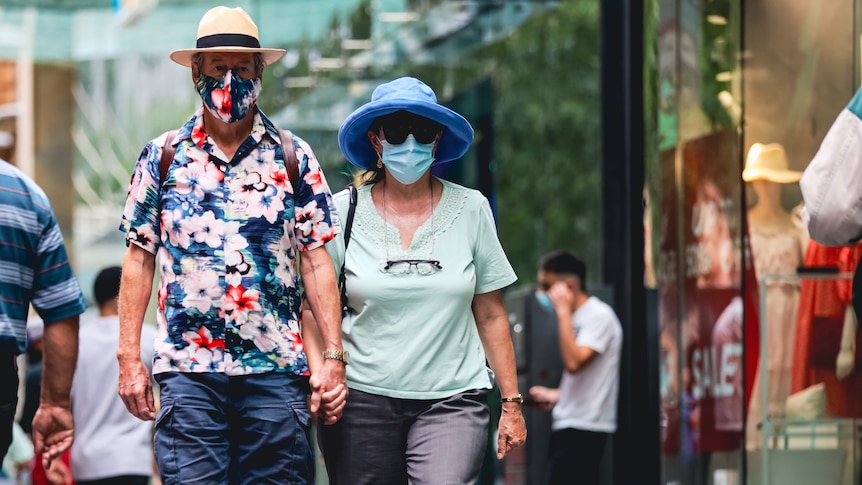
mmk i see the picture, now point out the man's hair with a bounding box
[190,52,265,75]
[539,250,587,292]
[93,266,122,307]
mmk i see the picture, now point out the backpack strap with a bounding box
[277,128,300,188]
[339,185,358,316]
[159,129,179,185]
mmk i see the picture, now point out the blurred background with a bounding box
[5,0,862,484]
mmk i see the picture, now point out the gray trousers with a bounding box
[318,387,491,485]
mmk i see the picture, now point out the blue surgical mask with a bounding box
[380,135,435,185]
[535,290,555,314]
[195,69,261,123]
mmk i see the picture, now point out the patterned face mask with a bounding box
[195,69,262,123]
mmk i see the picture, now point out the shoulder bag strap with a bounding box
[159,129,179,185]
[339,185,358,316]
[277,128,300,188]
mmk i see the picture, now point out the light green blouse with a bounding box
[325,179,518,399]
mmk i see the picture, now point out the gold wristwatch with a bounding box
[322,350,348,365]
[501,393,524,405]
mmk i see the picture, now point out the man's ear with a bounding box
[191,64,200,83]
[566,275,581,293]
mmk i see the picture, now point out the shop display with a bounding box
[792,243,862,419]
[742,143,808,448]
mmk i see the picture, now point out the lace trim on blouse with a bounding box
[354,180,469,263]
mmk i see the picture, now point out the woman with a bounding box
[312,77,526,484]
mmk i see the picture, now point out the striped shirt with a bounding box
[0,159,87,354]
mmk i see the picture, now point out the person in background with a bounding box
[72,266,156,485]
[0,157,88,471]
[21,317,74,485]
[117,6,345,483]
[20,318,45,437]
[1,422,34,484]
[529,250,623,485]
[311,76,526,484]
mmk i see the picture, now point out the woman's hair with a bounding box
[351,117,386,187]
[351,168,384,187]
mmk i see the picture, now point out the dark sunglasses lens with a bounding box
[412,123,439,144]
[382,124,408,144]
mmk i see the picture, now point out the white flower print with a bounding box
[295,201,326,239]
[161,208,192,249]
[175,160,221,200]
[238,313,281,354]
[225,250,252,287]
[186,211,225,248]
[245,184,284,223]
[180,267,223,314]
[270,234,295,287]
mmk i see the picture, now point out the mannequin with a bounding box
[742,143,808,448]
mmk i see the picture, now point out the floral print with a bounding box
[120,106,339,376]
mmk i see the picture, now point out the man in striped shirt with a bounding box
[0,158,87,471]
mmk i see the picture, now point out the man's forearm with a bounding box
[557,313,585,373]
[41,316,79,407]
[301,305,325,374]
[118,245,155,360]
[299,247,343,351]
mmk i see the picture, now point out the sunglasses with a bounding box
[383,259,443,275]
[378,114,442,145]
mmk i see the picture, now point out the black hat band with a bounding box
[196,33,261,49]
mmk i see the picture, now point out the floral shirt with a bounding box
[119,107,339,376]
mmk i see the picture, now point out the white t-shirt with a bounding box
[552,296,622,433]
[71,316,156,481]
[326,180,518,399]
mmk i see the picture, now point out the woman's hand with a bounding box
[496,404,527,459]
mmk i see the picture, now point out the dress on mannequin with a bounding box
[792,242,862,418]
[741,143,807,447]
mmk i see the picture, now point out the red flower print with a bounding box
[211,88,232,116]
[185,326,225,351]
[225,285,262,313]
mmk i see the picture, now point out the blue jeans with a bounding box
[154,371,313,485]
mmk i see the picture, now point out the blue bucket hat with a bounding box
[338,77,474,170]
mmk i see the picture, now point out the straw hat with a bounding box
[742,143,801,183]
[338,77,474,170]
[169,6,285,67]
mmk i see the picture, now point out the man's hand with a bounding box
[32,404,74,469]
[547,281,575,316]
[528,385,560,411]
[496,405,527,459]
[44,454,73,485]
[118,355,155,421]
[309,359,348,424]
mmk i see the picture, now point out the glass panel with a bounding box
[743,1,860,484]
[652,0,744,483]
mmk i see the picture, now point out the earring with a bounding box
[377,156,383,169]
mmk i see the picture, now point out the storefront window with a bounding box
[649,0,745,483]
[650,0,862,483]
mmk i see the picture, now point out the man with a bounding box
[0,157,87,469]
[529,250,622,485]
[72,266,156,485]
[117,6,346,483]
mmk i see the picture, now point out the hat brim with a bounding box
[170,47,286,67]
[338,100,474,170]
[742,168,801,184]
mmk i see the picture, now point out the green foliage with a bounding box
[470,0,603,286]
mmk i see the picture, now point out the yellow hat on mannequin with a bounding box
[742,142,801,184]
